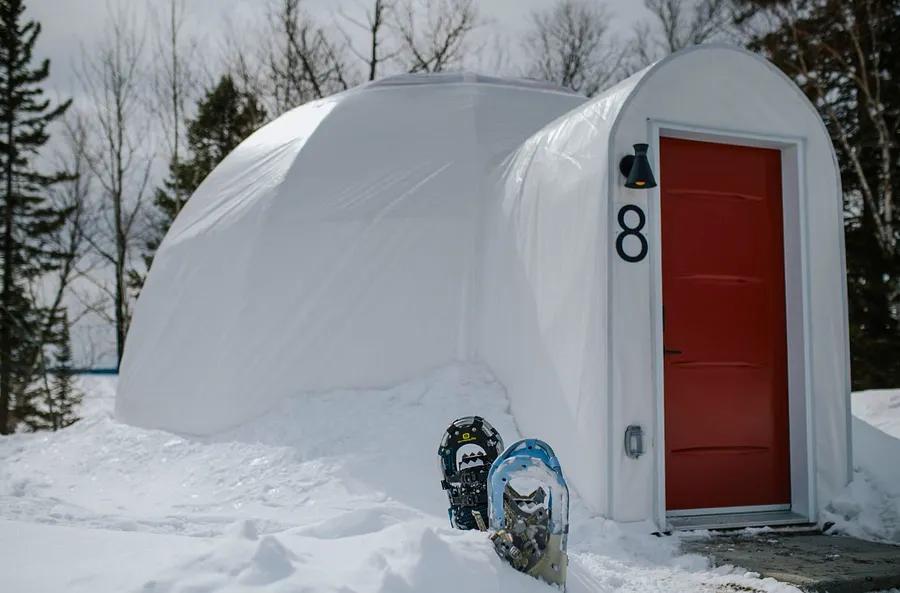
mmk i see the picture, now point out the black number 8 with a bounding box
[615,205,648,263]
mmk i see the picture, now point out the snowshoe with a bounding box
[488,439,569,590]
[438,416,504,531]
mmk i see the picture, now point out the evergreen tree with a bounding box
[137,74,266,280]
[19,312,81,431]
[737,0,900,389]
[0,0,71,434]
[46,315,80,430]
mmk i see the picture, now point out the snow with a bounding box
[0,365,826,593]
[821,389,900,542]
[853,388,900,440]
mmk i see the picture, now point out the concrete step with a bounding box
[669,510,812,531]
[681,531,900,593]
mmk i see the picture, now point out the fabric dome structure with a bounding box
[119,46,851,530]
[117,72,585,433]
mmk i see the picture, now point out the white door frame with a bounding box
[646,119,817,529]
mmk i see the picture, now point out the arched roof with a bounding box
[366,71,578,95]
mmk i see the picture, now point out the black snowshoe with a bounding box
[438,416,504,530]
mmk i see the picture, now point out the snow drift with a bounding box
[822,390,900,542]
[1,368,837,593]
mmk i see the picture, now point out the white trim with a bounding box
[833,150,854,486]
[647,119,816,529]
[794,142,818,522]
[667,504,790,518]
[647,119,668,530]
[605,116,618,519]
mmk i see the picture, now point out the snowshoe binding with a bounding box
[488,439,569,590]
[438,416,504,531]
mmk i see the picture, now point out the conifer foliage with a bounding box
[0,0,75,433]
[141,75,266,275]
[737,0,900,389]
[45,315,81,431]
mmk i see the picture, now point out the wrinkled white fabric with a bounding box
[117,77,584,436]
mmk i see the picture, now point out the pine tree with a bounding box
[0,0,71,434]
[19,312,81,431]
[137,74,266,281]
[47,315,80,430]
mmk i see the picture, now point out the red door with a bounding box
[660,137,790,511]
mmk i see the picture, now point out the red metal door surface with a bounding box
[660,137,790,511]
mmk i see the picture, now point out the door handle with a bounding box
[664,348,682,356]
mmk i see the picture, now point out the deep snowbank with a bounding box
[0,365,810,593]
[822,389,900,542]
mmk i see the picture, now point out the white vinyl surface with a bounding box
[118,48,850,526]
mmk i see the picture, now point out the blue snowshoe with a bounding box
[438,416,504,531]
[488,438,569,589]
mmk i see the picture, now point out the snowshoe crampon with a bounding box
[438,416,504,530]
[488,438,569,590]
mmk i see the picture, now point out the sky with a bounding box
[25,0,652,367]
[30,0,651,99]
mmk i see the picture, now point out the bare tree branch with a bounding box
[748,0,895,256]
[76,5,151,366]
[338,0,398,81]
[523,0,626,97]
[633,0,733,67]
[393,0,480,73]
[148,0,197,214]
[266,0,355,114]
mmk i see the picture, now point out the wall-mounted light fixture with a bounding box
[619,143,657,189]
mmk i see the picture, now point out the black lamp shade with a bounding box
[619,143,657,189]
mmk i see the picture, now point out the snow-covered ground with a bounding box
[822,389,900,542]
[854,389,900,438]
[1,367,897,593]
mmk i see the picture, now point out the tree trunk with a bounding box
[0,32,16,434]
[0,149,13,434]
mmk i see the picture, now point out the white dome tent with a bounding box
[118,46,851,531]
[118,72,585,429]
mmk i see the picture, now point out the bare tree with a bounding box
[393,0,480,73]
[219,18,267,106]
[475,29,512,78]
[149,0,196,214]
[739,0,896,258]
[339,0,398,81]
[267,0,354,115]
[125,0,199,293]
[78,7,153,367]
[633,0,733,65]
[524,0,625,97]
[41,116,94,341]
